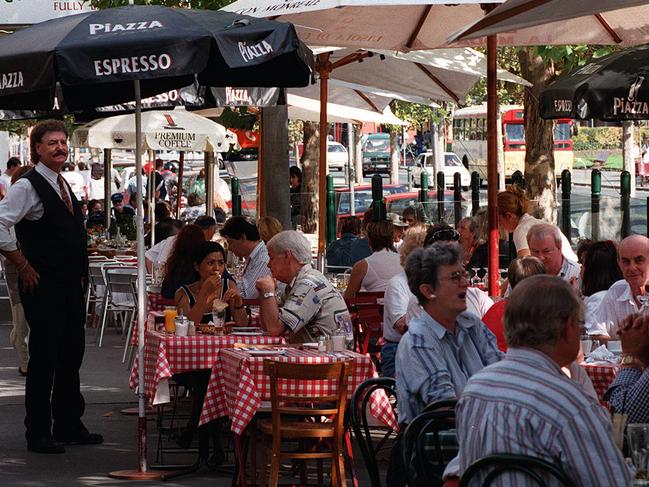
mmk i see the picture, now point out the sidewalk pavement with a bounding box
[0,322,377,486]
[571,167,649,192]
[0,323,243,487]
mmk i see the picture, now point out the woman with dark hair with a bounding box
[582,240,623,337]
[344,220,401,299]
[175,241,247,327]
[160,224,205,299]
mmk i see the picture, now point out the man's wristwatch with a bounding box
[261,291,276,300]
[621,354,645,370]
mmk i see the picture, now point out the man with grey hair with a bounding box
[255,230,351,343]
[588,234,649,338]
[456,275,630,486]
[527,223,580,282]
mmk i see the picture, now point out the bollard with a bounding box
[453,172,462,227]
[407,166,413,192]
[371,174,385,221]
[471,171,480,216]
[511,170,524,189]
[591,169,601,241]
[437,171,445,223]
[326,174,336,244]
[621,170,631,239]
[231,177,242,217]
[419,171,429,221]
[560,170,571,240]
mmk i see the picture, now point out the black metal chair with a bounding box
[423,399,457,413]
[459,454,577,487]
[349,377,398,487]
[401,409,457,487]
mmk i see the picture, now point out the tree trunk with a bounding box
[300,121,320,233]
[622,121,636,197]
[518,47,556,222]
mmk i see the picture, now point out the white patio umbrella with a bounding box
[222,0,502,51]
[448,0,649,46]
[72,107,239,153]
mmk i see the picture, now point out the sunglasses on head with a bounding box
[432,228,460,242]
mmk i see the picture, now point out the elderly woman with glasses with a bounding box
[394,243,502,426]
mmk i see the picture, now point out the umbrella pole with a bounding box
[109,79,165,481]
[104,149,112,230]
[317,53,331,269]
[148,150,155,246]
[176,151,184,219]
[487,35,500,297]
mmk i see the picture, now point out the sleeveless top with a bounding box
[180,273,235,324]
[362,249,401,293]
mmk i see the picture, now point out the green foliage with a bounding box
[465,46,525,106]
[572,127,622,150]
[214,107,256,130]
[534,45,617,80]
[389,100,448,130]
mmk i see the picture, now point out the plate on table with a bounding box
[245,348,286,356]
[302,343,319,349]
[232,327,262,332]
[231,331,265,336]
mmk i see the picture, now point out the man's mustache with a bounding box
[54,150,67,157]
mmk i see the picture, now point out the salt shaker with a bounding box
[318,335,327,352]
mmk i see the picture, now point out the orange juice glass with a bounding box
[164,307,177,333]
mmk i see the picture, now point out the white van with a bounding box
[413,151,471,189]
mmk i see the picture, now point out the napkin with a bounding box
[585,345,618,364]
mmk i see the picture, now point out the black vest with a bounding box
[15,168,88,283]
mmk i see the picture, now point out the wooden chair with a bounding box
[258,359,353,487]
[346,292,384,370]
[459,454,577,487]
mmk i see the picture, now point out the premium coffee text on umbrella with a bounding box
[94,54,172,76]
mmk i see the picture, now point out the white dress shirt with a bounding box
[62,170,87,200]
[466,287,494,318]
[587,279,642,337]
[382,271,422,343]
[145,234,176,269]
[0,163,73,252]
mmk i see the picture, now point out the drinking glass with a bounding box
[211,309,225,328]
[163,307,177,334]
[627,424,649,485]
[580,336,592,356]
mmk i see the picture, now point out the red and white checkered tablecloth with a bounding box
[128,330,285,405]
[583,362,619,406]
[199,347,398,435]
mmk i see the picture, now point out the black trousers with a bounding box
[20,277,86,441]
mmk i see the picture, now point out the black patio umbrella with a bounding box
[0,4,313,111]
[0,5,313,481]
[540,44,649,120]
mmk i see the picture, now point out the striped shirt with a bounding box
[587,279,640,337]
[395,311,502,425]
[240,241,272,299]
[457,348,631,487]
[605,367,649,424]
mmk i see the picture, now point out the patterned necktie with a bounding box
[57,175,73,214]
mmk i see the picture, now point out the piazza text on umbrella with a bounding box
[0,72,23,91]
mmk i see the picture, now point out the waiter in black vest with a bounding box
[0,120,102,454]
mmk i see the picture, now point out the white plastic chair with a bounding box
[97,265,137,349]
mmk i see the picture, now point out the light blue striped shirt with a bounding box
[395,311,502,425]
[240,241,272,299]
[457,347,631,486]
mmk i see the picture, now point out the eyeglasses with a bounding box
[439,270,470,284]
[432,228,460,242]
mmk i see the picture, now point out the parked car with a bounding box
[327,141,348,172]
[334,184,467,233]
[361,133,391,177]
[413,151,471,189]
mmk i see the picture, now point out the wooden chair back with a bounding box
[264,360,352,431]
